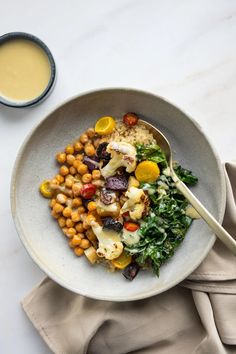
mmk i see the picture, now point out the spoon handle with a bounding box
[174,178,236,255]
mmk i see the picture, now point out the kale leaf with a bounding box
[174,164,198,186]
[136,144,167,166]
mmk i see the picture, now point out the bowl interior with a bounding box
[11,89,225,301]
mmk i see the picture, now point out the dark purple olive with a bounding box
[83,155,100,171]
[102,217,123,233]
[122,263,140,281]
[96,142,111,161]
[100,188,116,205]
[105,174,128,191]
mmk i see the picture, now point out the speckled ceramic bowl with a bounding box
[11,88,226,301]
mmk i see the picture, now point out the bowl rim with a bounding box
[10,87,226,301]
[0,31,56,108]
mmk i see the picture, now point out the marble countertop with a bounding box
[1,0,236,353]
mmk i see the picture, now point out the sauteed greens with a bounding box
[126,145,198,275]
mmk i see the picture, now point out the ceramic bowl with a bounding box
[11,88,226,301]
[0,32,56,108]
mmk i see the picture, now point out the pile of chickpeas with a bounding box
[48,127,104,257]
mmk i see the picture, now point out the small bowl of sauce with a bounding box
[0,32,56,107]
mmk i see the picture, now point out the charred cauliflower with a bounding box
[101,142,137,178]
[91,221,123,260]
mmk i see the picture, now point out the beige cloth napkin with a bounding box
[22,163,236,354]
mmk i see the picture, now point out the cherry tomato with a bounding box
[124,222,140,232]
[123,112,139,126]
[80,184,96,199]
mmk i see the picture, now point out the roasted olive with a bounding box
[102,217,123,233]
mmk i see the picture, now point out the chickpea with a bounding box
[58,216,66,228]
[53,203,64,214]
[65,144,74,155]
[51,210,60,219]
[73,160,82,169]
[77,232,85,239]
[68,240,75,248]
[71,234,82,246]
[82,173,92,183]
[86,128,96,138]
[51,178,59,185]
[65,198,73,207]
[74,141,84,152]
[72,183,82,197]
[65,177,74,188]
[56,193,67,204]
[77,206,86,215]
[55,174,64,184]
[80,213,87,222]
[72,197,82,208]
[92,170,101,180]
[79,133,89,144]
[75,222,84,233]
[56,152,66,164]
[75,154,84,161]
[62,206,72,218]
[66,218,75,228]
[49,198,56,208]
[74,247,84,256]
[71,210,80,222]
[62,227,68,235]
[66,227,76,238]
[60,165,69,176]
[66,154,76,165]
[64,188,73,198]
[77,163,88,175]
[87,201,97,211]
[69,166,77,175]
[84,143,96,156]
[82,220,90,230]
[80,239,91,249]
[86,214,96,225]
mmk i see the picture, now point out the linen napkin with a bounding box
[22,162,236,354]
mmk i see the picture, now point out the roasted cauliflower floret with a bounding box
[121,186,148,220]
[91,221,123,260]
[101,142,137,178]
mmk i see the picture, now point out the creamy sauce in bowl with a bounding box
[0,33,56,107]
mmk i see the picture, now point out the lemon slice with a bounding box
[95,116,116,135]
[39,180,53,198]
[112,251,132,269]
[135,161,160,182]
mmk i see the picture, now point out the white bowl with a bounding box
[11,88,226,301]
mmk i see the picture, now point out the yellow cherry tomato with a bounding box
[95,116,116,135]
[135,160,160,182]
[112,251,132,269]
[39,180,53,198]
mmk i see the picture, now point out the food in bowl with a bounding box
[40,112,199,280]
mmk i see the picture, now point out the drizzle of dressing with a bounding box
[121,229,140,246]
[0,39,51,102]
[185,206,201,219]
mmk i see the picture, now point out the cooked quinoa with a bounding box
[104,121,156,145]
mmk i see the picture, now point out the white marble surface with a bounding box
[1,0,236,353]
